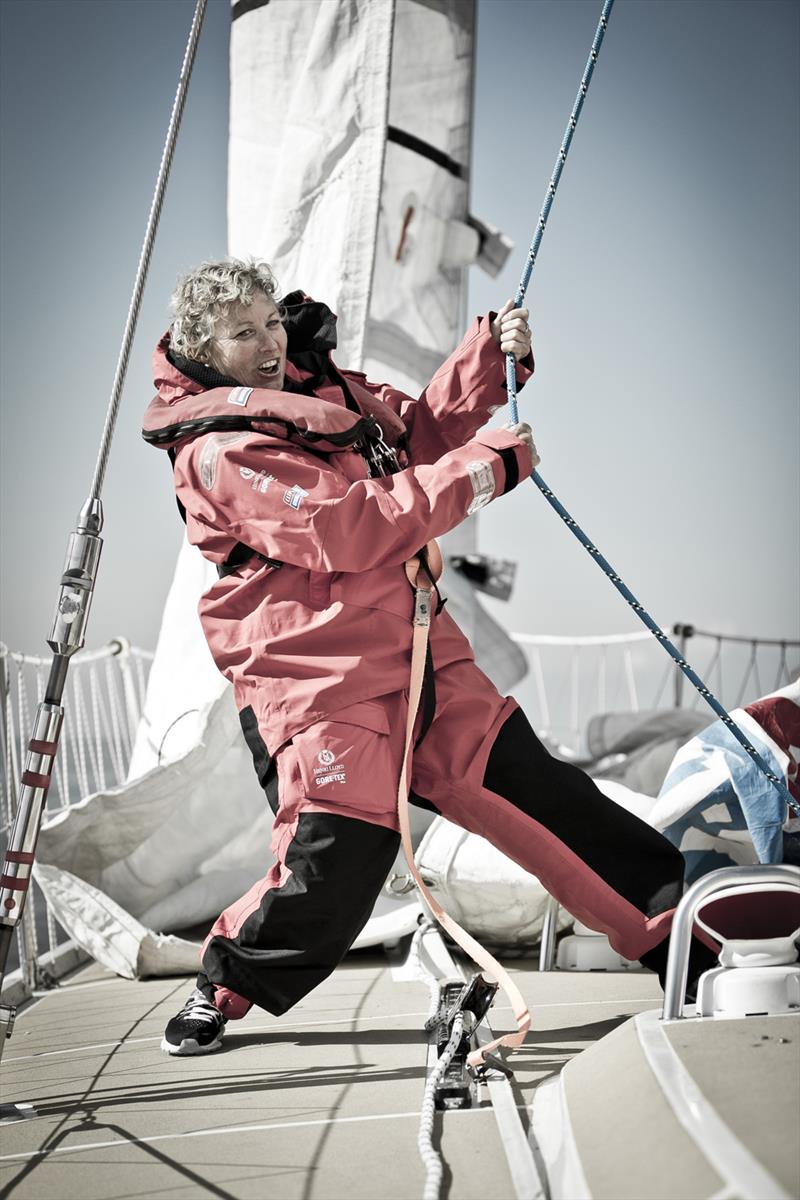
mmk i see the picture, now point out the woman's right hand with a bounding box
[504,421,540,474]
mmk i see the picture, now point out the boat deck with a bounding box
[1,945,797,1200]
[0,945,662,1199]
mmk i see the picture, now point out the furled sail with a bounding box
[228,0,523,680]
[133,0,522,784]
[35,0,529,977]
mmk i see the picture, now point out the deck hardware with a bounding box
[425,982,475,1109]
[661,864,800,1020]
[445,972,500,1028]
[0,1003,15,1040]
[424,974,500,1109]
[470,1049,513,1081]
[387,872,415,894]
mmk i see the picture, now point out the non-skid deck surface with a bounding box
[486,964,663,1098]
[0,954,663,1200]
[665,1014,800,1196]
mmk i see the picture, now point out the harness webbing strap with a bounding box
[398,547,531,1068]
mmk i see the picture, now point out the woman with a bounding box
[144,258,705,1055]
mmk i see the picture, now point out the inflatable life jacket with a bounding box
[143,292,406,575]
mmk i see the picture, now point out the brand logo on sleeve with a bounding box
[283,484,309,510]
[199,432,249,489]
[466,460,495,514]
[227,387,253,407]
[239,467,275,493]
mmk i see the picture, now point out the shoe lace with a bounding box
[177,989,222,1024]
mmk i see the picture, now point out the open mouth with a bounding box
[256,359,281,380]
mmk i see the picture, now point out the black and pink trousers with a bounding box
[198,654,707,1018]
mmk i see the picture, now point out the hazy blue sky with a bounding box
[1,0,798,696]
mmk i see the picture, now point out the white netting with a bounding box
[510,629,799,757]
[0,640,153,824]
[2,626,796,992]
[0,639,153,973]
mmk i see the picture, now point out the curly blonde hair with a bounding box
[170,258,283,362]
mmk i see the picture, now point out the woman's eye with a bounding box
[236,329,253,339]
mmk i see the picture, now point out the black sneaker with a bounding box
[161,988,226,1056]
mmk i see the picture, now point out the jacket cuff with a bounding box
[515,349,535,388]
[472,428,531,494]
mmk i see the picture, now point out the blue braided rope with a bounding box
[502,0,799,821]
[507,0,615,422]
[530,471,799,818]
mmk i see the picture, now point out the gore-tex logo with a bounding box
[313,748,346,788]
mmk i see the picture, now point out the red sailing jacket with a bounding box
[144,303,534,752]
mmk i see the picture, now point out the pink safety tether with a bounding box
[399,543,531,1068]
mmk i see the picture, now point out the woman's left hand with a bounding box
[490,300,532,362]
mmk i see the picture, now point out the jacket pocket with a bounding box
[292,700,397,816]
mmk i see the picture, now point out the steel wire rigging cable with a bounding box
[0,0,209,1054]
[90,0,208,500]
[503,0,798,817]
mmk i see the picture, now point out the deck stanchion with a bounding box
[538,895,560,972]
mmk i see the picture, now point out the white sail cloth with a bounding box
[228,0,395,371]
[34,0,530,978]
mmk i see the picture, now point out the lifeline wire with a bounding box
[89,0,208,502]
[503,0,798,819]
[506,0,615,421]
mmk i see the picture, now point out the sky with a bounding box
[1,0,798,714]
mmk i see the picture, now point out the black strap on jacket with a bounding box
[411,543,446,747]
[415,642,437,748]
[216,543,282,579]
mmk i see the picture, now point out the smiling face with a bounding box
[207,291,288,389]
